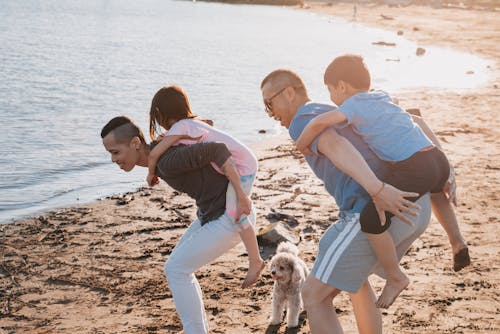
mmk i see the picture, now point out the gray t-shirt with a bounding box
[154,142,231,225]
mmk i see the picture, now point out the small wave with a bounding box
[0,185,79,210]
[0,178,139,212]
[0,161,110,190]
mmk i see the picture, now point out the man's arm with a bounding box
[147,135,184,186]
[317,129,420,225]
[156,142,251,220]
[156,142,231,174]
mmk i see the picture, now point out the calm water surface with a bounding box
[0,0,491,223]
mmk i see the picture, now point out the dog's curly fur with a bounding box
[269,242,309,328]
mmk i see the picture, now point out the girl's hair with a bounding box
[149,85,197,140]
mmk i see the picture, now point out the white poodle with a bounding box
[269,241,309,328]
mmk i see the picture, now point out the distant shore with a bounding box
[198,0,499,11]
[1,1,499,333]
[195,0,302,5]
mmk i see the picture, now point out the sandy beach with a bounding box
[1,1,499,333]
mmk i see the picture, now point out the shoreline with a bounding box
[0,132,288,226]
[1,2,499,333]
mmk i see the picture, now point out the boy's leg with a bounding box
[366,231,409,308]
[360,201,409,309]
[349,281,382,334]
[301,275,344,334]
[430,192,470,271]
[226,175,265,288]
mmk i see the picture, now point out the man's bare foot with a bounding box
[241,260,265,288]
[376,275,410,308]
[453,247,471,272]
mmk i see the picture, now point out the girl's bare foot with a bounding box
[376,274,410,308]
[241,259,265,288]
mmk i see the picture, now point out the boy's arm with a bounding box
[296,111,348,155]
[221,158,251,223]
[412,115,457,205]
[317,129,420,225]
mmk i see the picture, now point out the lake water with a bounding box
[0,0,491,223]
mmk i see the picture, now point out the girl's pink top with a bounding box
[166,119,258,176]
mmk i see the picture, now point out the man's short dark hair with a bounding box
[260,69,308,98]
[101,116,146,144]
[324,54,371,90]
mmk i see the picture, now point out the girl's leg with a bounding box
[239,223,265,288]
[430,192,470,271]
[226,175,265,288]
[349,280,382,334]
[301,275,343,334]
[163,215,241,334]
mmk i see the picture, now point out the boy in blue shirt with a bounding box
[296,54,457,308]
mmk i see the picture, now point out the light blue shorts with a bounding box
[310,194,431,293]
[225,174,256,229]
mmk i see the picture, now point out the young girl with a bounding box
[147,85,265,288]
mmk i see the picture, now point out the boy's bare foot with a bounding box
[453,247,470,272]
[241,260,265,288]
[375,275,410,309]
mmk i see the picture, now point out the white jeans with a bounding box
[164,210,255,334]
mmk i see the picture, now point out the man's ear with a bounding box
[130,136,141,150]
[284,85,296,101]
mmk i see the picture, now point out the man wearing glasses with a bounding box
[260,69,431,333]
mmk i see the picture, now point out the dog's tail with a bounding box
[276,241,299,256]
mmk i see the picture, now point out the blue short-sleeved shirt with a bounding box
[339,90,431,162]
[289,102,390,214]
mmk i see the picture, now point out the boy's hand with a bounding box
[235,194,252,223]
[147,173,159,187]
[372,183,420,226]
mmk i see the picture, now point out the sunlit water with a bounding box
[0,0,491,223]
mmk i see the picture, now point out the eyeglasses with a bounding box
[263,86,288,116]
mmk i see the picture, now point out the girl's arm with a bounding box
[147,135,191,186]
[221,158,251,223]
[296,110,348,155]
